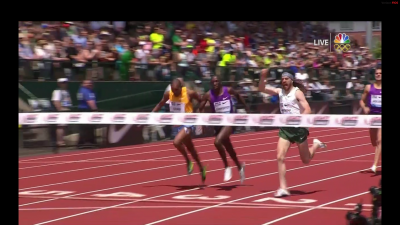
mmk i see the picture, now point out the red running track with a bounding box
[18,128,381,225]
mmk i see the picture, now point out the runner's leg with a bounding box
[277,137,291,191]
[219,127,242,170]
[296,128,324,164]
[297,139,319,164]
[214,127,229,168]
[182,127,206,182]
[173,127,192,173]
[370,128,381,172]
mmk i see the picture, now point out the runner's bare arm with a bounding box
[359,84,371,110]
[295,89,311,114]
[198,91,210,113]
[188,89,202,102]
[152,92,169,112]
[259,69,281,95]
[228,87,250,113]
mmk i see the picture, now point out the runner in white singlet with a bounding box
[258,69,327,197]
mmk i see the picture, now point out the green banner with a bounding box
[19,81,169,111]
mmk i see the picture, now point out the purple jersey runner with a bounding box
[367,83,382,114]
[210,86,234,114]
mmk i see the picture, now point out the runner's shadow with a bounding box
[260,190,324,196]
[209,184,253,191]
[143,185,207,190]
[360,170,382,177]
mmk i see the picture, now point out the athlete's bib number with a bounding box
[214,100,231,113]
[170,102,185,113]
[370,95,381,108]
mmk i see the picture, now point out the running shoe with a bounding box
[224,167,232,182]
[239,163,245,184]
[371,165,377,173]
[201,166,207,183]
[274,188,290,197]
[187,161,194,175]
[313,139,327,149]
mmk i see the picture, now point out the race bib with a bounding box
[214,100,231,113]
[370,95,381,108]
[169,102,185,113]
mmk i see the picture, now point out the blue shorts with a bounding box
[172,125,195,137]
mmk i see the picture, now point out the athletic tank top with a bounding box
[209,86,233,113]
[279,87,301,114]
[367,83,382,114]
[169,87,193,113]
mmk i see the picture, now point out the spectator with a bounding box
[320,78,336,101]
[72,29,88,48]
[194,80,205,98]
[34,40,52,80]
[51,78,72,146]
[119,44,134,81]
[172,29,186,61]
[177,46,192,78]
[308,77,324,101]
[77,80,97,148]
[346,77,364,99]
[295,67,309,83]
[135,42,149,80]
[156,54,172,81]
[18,20,379,94]
[150,27,164,55]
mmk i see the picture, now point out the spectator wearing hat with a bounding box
[194,80,204,98]
[135,41,149,80]
[77,80,98,148]
[176,44,194,78]
[51,78,72,147]
[204,32,216,61]
[346,77,364,99]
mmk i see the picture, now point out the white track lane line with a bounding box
[18,196,373,211]
[19,144,371,207]
[18,159,373,164]
[260,192,370,225]
[32,159,378,225]
[19,128,295,162]
[19,130,366,179]
[144,166,380,225]
[20,205,369,211]
[19,128,351,170]
[19,128,352,163]
[19,136,368,190]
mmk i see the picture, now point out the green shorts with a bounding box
[279,127,309,144]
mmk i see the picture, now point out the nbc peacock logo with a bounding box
[333,33,351,53]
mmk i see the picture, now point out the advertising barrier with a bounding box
[18,112,382,128]
[19,101,380,149]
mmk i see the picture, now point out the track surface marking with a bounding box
[18,128,380,225]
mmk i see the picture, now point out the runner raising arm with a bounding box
[258,69,311,114]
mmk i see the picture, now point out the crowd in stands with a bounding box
[19,21,381,101]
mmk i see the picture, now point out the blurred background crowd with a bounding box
[19,21,382,102]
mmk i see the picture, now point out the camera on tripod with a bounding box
[345,179,381,225]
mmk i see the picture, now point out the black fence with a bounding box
[19,59,376,82]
